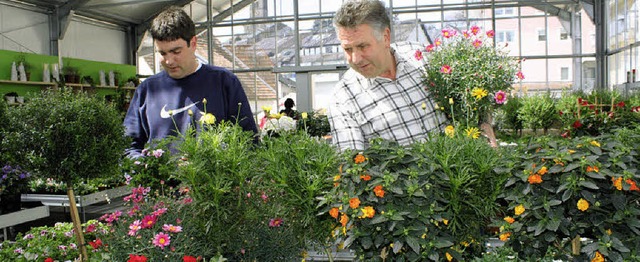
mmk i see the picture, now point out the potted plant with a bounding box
[1,88,129,261]
[15,53,32,81]
[0,164,32,214]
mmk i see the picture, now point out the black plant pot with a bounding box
[0,193,22,215]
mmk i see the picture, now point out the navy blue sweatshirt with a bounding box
[123,64,258,158]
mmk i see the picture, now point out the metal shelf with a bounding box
[21,186,130,207]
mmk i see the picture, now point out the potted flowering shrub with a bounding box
[99,185,211,261]
[319,130,510,261]
[421,26,524,144]
[1,88,129,261]
[0,164,32,214]
[498,128,640,261]
[0,220,109,261]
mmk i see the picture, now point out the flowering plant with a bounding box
[1,164,32,196]
[261,114,297,137]
[99,185,208,261]
[498,128,640,261]
[0,220,109,262]
[121,143,178,191]
[319,132,509,261]
[421,26,523,128]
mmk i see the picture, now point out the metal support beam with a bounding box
[594,0,606,89]
[48,12,59,56]
[571,5,583,91]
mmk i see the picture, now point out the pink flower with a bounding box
[486,30,495,38]
[152,207,168,217]
[494,90,507,104]
[85,223,96,233]
[152,149,164,158]
[440,65,452,74]
[269,218,283,227]
[261,193,268,202]
[473,39,482,48]
[128,220,142,236]
[163,224,183,233]
[434,38,442,47]
[414,50,423,60]
[516,71,525,80]
[426,44,435,52]
[152,232,171,249]
[441,29,456,38]
[141,215,157,229]
[462,30,470,38]
[470,25,480,35]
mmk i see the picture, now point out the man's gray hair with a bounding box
[334,0,390,40]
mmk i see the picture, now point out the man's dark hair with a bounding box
[150,6,196,46]
[284,98,295,109]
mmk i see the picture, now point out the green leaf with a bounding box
[370,215,389,224]
[546,218,560,232]
[548,199,562,206]
[582,242,598,254]
[433,239,454,248]
[405,236,421,254]
[548,165,564,174]
[534,220,546,236]
[564,163,580,172]
[611,194,626,210]
[611,237,630,253]
[585,171,606,179]
[589,146,602,155]
[392,240,403,254]
[361,237,373,249]
[578,181,599,190]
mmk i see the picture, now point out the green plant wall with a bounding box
[0,49,136,98]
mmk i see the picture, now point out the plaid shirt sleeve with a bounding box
[328,42,448,151]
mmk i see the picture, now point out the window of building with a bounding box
[560,28,568,40]
[537,28,547,41]
[496,30,515,43]
[495,7,515,17]
[561,67,569,80]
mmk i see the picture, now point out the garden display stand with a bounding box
[0,206,49,241]
[21,185,129,222]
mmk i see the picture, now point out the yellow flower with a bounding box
[269,113,281,119]
[465,127,481,139]
[449,98,454,105]
[445,125,455,138]
[421,233,427,239]
[445,252,453,261]
[499,232,511,241]
[471,87,488,100]
[261,105,272,112]
[514,204,525,216]
[568,149,576,154]
[590,140,601,147]
[577,198,590,211]
[301,112,308,119]
[187,109,193,116]
[202,98,207,104]
[199,112,216,124]
[591,251,604,262]
[606,229,612,235]
[537,166,548,175]
[360,206,375,218]
[442,219,449,225]
[421,102,427,110]
[504,216,515,224]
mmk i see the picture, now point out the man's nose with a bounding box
[351,50,362,64]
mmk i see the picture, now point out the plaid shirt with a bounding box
[328,41,448,151]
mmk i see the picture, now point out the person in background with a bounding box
[279,98,297,119]
[327,0,448,151]
[123,6,257,158]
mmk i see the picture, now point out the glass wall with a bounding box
[138,0,607,119]
[606,0,639,91]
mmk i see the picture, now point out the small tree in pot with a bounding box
[1,88,128,261]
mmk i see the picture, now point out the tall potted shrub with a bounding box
[1,88,128,261]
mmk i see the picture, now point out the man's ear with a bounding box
[189,36,197,48]
[384,27,391,45]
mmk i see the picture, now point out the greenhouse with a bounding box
[1,0,639,261]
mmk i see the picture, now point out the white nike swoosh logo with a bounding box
[160,102,199,118]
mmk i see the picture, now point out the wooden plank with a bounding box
[0,206,50,228]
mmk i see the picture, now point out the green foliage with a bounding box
[1,89,129,184]
[319,133,509,261]
[423,26,521,126]
[100,186,209,261]
[495,94,523,136]
[121,141,177,191]
[498,129,640,261]
[517,93,557,134]
[297,111,331,137]
[0,220,109,262]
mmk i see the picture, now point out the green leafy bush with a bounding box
[319,132,509,261]
[1,89,129,184]
[517,94,557,134]
[297,111,331,137]
[499,130,640,261]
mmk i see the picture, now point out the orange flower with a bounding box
[333,175,341,187]
[514,204,525,216]
[612,177,623,190]
[537,166,548,175]
[373,185,385,198]
[360,174,372,181]
[586,166,599,173]
[626,179,640,191]
[354,154,366,164]
[349,197,361,209]
[360,206,375,218]
[591,251,604,262]
[499,232,511,241]
[528,174,542,184]
[340,213,349,227]
[329,207,339,219]
[577,198,589,211]
[504,216,515,224]
[445,252,453,261]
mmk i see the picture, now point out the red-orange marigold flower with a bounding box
[349,197,361,209]
[504,216,515,224]
[354,154,366,164]
[499,232,511,242]
[528,174,542,184]
[340,213,349,227]
[612,177,623,190]
[329,207,339,219]
[373,185,385,198]
[586,166,599,173]
[360,174,372,181]
[626,179,640,191]
[537,166,548,175]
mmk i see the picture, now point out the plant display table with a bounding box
[21,186,129,222]
[0,206,49,241]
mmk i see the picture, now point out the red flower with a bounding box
[128,254,148,262]
[414,50,423,61]
[561,130,571,138]
[88,238,103,249]
[440,65,452,74]
[183,256,199,262]
[426,44,435,52]
[45,258,54,262]
[486,30,495,38]
[572,120,582,129]
[616,101,625,108]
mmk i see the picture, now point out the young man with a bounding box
[328,0,447,151]
[124,6,257,158]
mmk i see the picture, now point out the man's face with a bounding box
[155,37,197,79]
[337,24,391,78]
